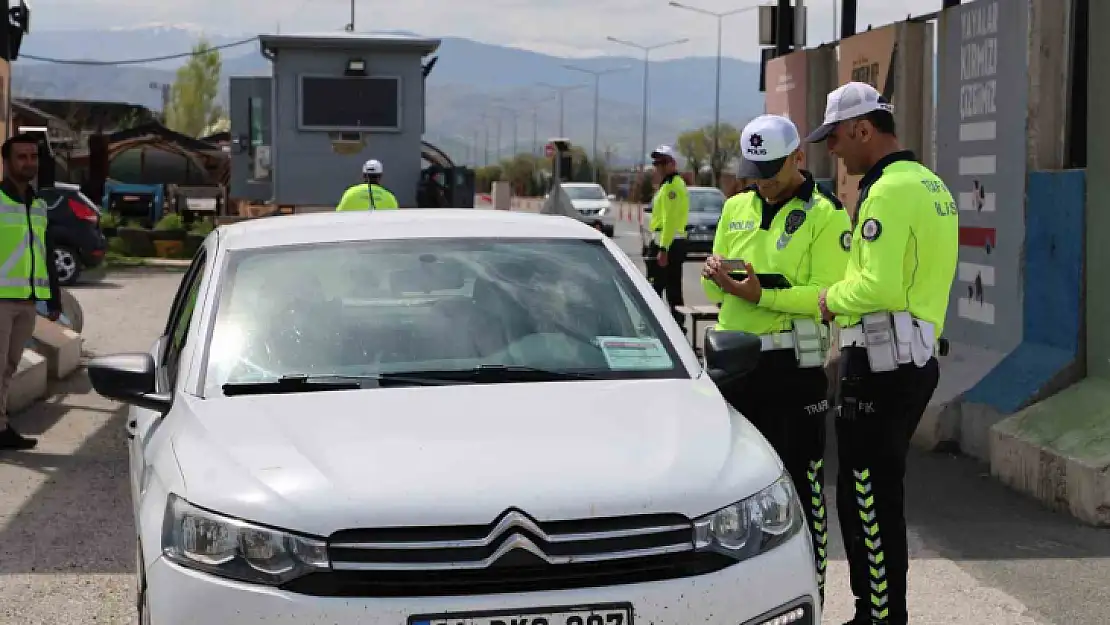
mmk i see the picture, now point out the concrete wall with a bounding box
[271,48,426,207]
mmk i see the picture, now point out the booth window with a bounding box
[298,75,400,131]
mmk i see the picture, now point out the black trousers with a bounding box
[835,347,939,624]
[716,349,830,600]
[645,238,687,327]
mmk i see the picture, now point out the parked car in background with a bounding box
[558,182,616,237]
[39,182,107,286]
[640,186,727,258]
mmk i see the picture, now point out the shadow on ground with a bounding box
[0,373,132,576]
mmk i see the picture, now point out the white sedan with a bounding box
[88,209,819,625]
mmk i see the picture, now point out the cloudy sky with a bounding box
[42,0,943,60]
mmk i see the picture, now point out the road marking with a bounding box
[959,121,997,141]
[958,297,995,324]
[959,156,996,176]
[958,261,995,285]
[958,191,995,212]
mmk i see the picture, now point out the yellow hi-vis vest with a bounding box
[0,190,51,300]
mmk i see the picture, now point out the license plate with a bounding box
[411,604,632,625]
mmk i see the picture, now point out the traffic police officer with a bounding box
[645,145,689,328]
[807,82,958,625]
[702,115,851,601]
[337,159,399,211]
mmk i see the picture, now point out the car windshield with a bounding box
[562,185,606,200]
[202,238,685,395]
[689,190,725,212]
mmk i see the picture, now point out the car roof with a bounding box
[561,182,602,187]
[216,209,607,251]
[688,186,724,193]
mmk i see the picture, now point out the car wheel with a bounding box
[54,246,81,286]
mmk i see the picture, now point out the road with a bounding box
[0,237,1107,624]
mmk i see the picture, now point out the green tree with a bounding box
[165,40,224,137]
[675,122,744,186]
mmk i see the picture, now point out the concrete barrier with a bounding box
[9,349,47,413]
[30,316,83,380]
[491,182,511,210]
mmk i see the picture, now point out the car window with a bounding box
[689,190,725,212]
[203,238,685,395]
[163,251,207,384]
[563,185,606,201]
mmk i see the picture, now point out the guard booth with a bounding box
[229,33,440,209]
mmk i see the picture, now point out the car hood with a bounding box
[170,379,782,536]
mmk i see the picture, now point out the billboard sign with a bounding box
[936,0,1027,350]
[764,50,809,139]
[835,24,898,211]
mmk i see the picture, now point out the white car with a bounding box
[88,209,820,625]
[557,182,616,236]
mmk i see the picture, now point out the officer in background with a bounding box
[337,159,399,211]
[702,115,851,602]
[0,134,63,450]
[807,82,958,625]
[645,145,689,329]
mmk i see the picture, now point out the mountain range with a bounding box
[11,26,765,166]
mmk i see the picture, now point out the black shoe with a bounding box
[0,426,37,450]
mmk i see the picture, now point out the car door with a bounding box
[127,249,208,521]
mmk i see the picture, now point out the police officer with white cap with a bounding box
[807,81,958,625]
[702,114,851,603]
[337,159,399,211]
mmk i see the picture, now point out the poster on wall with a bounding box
[936,0,1027,351]
[764,50,809,139]
[835,23,897,210]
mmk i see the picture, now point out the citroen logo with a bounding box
[486,509,552,565]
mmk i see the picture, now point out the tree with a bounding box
[165,40,224,137]
[675,122,743,185]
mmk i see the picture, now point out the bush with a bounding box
[99,212,121,229]
[190,217,215,236]
[107,236,131,255]
[154,213,185,231]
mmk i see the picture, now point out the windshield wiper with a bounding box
[378,364,598,384]
[222,373,459,396]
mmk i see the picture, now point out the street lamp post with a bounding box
[669,1,760,186]
[563,64,630,183]
[605,36,688,185]
[536,82,589,136]
[496,106,520,158]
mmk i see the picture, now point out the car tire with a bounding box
[54,246,81,286]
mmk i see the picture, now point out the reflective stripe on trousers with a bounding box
[807,458,828,597]
[854,467,890,622]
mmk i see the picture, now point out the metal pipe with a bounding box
[776,0,792,55]
[795,0,805,49]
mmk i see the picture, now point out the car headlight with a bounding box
[162,494,329,585]
[693,474,803,561]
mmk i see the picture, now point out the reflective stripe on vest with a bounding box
[0,191,50,298]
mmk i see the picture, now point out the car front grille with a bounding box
[279,509,735,597]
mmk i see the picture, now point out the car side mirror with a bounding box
[607,194,616,201]
[703,330,762,383]
[87,352,172,412]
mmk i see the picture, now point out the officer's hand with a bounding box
[818,288,835,322]
[656,250,668,267]
[703,254,721,278]
[725,262,761,303]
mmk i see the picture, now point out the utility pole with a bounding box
[606,36,688,183]
[497,106,520,158]
[563,64,630,183]
[536,82,588,137]
[795,0,806,50]
[669,1,761,186]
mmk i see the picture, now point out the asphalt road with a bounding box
[0,236,1107,624]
